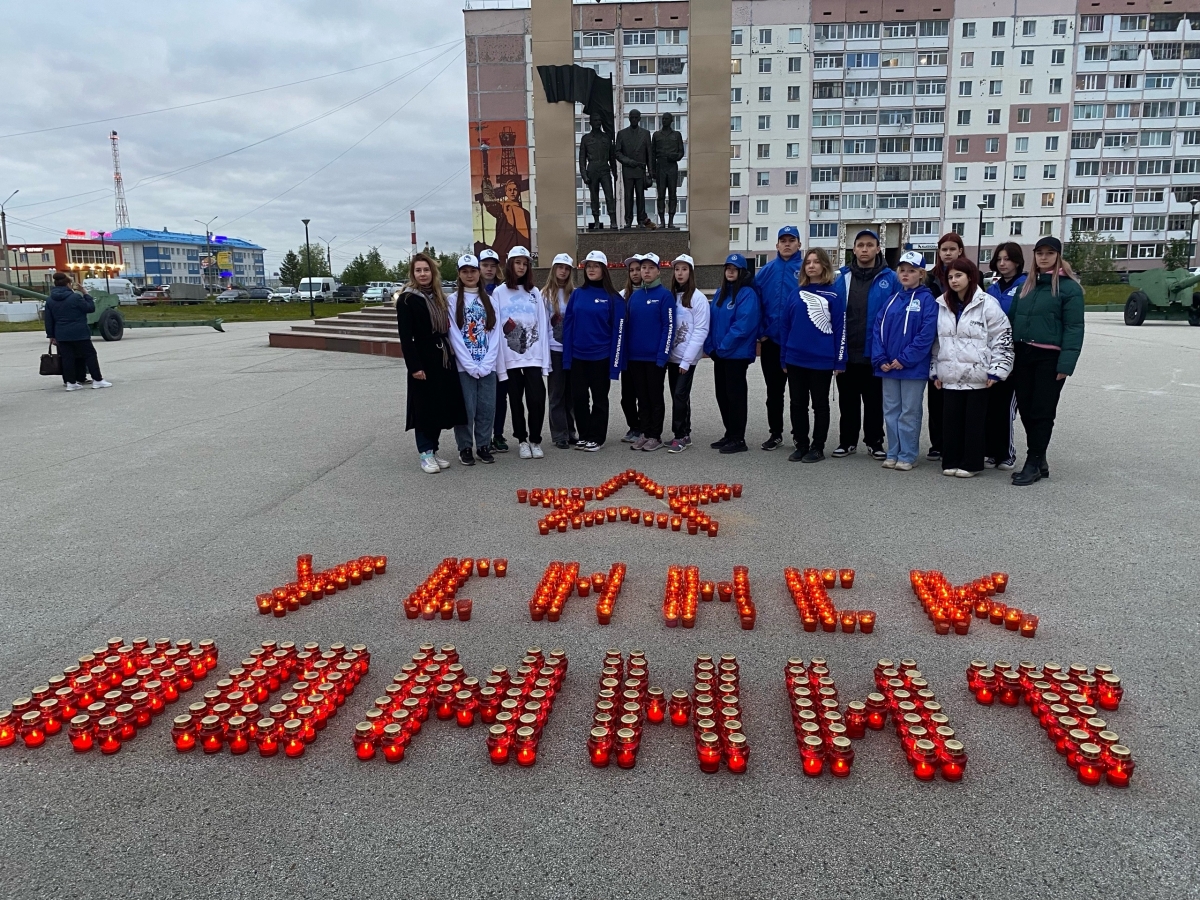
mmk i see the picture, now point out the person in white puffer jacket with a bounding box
[665,254,711,452]
[930,257,1014,479]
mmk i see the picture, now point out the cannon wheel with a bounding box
[1124,291,1149,326]
[98,307,125,341]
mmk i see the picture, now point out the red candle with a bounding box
[477,558,490,577]
[838,568,855,589]
[645,688,666,724]
[828,735,854,777]
[456,599,473,621]
[912,739,937,780]
[486,724,510,765]
[68,714,94,753]
[517,489,528,504]
[171,714,196,752]
[494,558,508,577]
[1105,745,1134,787]
[283,720,306,758]
[732,483,743,498]
[941,739,967,782]
[256,718,279,756]
[697,732,722,773]
[96,716,122,755]
[991,572,1008,593]
[1076,743,1103,786]
[800,735,825,776]
[354,722,377,760]
[514,726,538,766]
[616,728,639,769]
[669,690,691,726]
[587,726,612,767]
[725,733,749,773]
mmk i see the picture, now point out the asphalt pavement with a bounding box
[0,315,1197,899]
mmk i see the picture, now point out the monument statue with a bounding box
[614,109,654,230]
[578,114,617,231]
[652,112,685,230]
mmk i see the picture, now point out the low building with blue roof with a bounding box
[110,227,266,288]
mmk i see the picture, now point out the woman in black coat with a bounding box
[44,272,111,391]
[396,252,467,474]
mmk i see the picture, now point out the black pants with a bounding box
[985,377,1017,465]
[656,166,678,223]
[570,359,611,444]
[927,383,944,452]
[941,389,990,473]
[1012,344,1065,460]
[625,360,666,440]
[493,377,508,439]
[666,362,696,439]
[547,350,576,443]
[588,172,616,223]
[712,355,751,442]
[759,339,788,439]
[58,339,102,383]
[622,172,647,226]
[836,362,884,448]
[506,367,546,445]
[787,366,834,452]
[620,369,641,434]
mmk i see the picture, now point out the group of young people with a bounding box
[395,227,1083,486]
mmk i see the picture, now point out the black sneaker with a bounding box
[787,447,809,462]
[554,440,569,450]
[459,448,475,467]
[572,440,588,451]
[1012,458,1042,486]
[867,444,887,460]
[621,430,642,443]
[492,435,510,453]
[582,441,601,452]
[801,448,825,463]
[761,435,784,451]
[719,440,749,454]
[476,447,495,464]
[832,444,855,458]
[926,448,942,461]
[710,437,732,450]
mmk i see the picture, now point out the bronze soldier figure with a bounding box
[615,110,654,230]
[652,112,685,229]
[578,114,617,230]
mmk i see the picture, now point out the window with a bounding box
[951,222,966,235]
[1171,159,1197,175]
[958,81,972,97]
[1040,220,1054,235]
[785,170,799,185]
[1135,188,1164,203]
[954,167,968,182]
[1006,221,1022,236]
[810,194,839,210]
[755,227,770,242]
[957,110,971,126]
[1076,161,1100,176]
[1020,50,1034,66]
[1112,44,1141,61]
[731,116,742,132]
[984,166,998,181]
[1011,193,1025,208]
[1119,15,1147,31]
[1077,74,1106,91]
[757,171,770,187]
[1112,74,1139,90]
[913,139,943,153]
[1053,19,1067,35]
[842,193,872,209]
[843,165,876,182]
[812,112,842,127]
[879,165,911,182]
[624,29,656,46]
[787,114,801,129]
[1145,73,1176,89]
[1074,103,1104,120]
[844,81,879,97]
[1103,160,1135,176]
[1016,108,1031,124]
[876,193,909,210]
[880,110,913,126]
[659,29,687,45]
[1015,137,1029,152]
[1045,137,1060,152]
[988,109,1002,125]
[758,28,773,44]
[912,163,942,179]
[759,86,772,101]
[812,167,840,182]
[814,53,843,70]
[962,22,976,38]
[915,109,945,124]
[1080,15,1106,33]
[814,139,837,155]
[1132,243,1165,259]
[1186,131,1200,146]
[758,58,772,73]
[731,29,744,46]
[952,194,967,209]
[729,200,742,215]
[960,52,974,67]
[755,200,770,215]
[882,52,915,68]
[814,24,844,40]
[1048,79,1062,94]
[1041,193,1056,208]
[813,82,843,99]
[980,222,995,237]
[910,220,937,236]
[847,23,880,39]
[882,80,914,96]
[625,89,656,103]
[731,88,743,103]
[1048,108,1062,123]
[955,138,969,154]
[1104,132,1137,148]
[847,52,880,68]
[1013,165,1027,180]
[844,139,878,154]
[1143,102,1176,118]
[1051,49,1065,66]
[730,144,742,159]
[884,22,917,38]
[810,223,839,238]
[1084,46,1109,61]
[985,138,1000,153]
[992,21,1006,37]
[1106,189,1133,204]
[991,51,1005,66]
[581,31,615,48]
[912,193,941,209]
[1072,217,1097,232]
[1043,164,1057,178]
[730,172,741,187]
[1023,20,1036,37]
[1150,12,1186,31]
[1019,79,1032,95]
[1141,130,1171,147]
[1168,213,1192,231]
[789,28,803,44]
[628,58,656,75]
[731,59,742,75]
[1188,77,1200,90]
[920,20,949,37]
[917,51,947,66]
[916,80,946,95]
[879,137,911,153]
[757,144,771,159]
[785,198,799,214]
[788,58,803,74]
[787,143,800,158]
[730,227,741,242]
[1066,189,1092,204]
[1183,102,1200,116]
[1133,216,1165,231]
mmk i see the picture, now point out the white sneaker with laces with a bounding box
[419,452,441,474]
[518,442,533,459]
[92,380,113,389]
[881,458,897,469]
[894,461,914,471]
[531,443,544,459]
[955,469,978,478]
[942,468,961,477]
[434,454,451,470]
[65,383,84,392]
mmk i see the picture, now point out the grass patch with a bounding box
[0,302,384,333]
[1083,284,1130,306]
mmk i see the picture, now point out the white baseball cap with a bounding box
[552,252,575,267]
[673,254,695,268]
[457,254,479,270]
[585,250,609,266]
[625,254,643,267]
[478,249,500,262]
[640,252,661,266]
[507,246,531,260]
[898,250,927,270]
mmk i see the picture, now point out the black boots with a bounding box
[1012,456,1043,486]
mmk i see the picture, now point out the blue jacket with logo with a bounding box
[871,284,938,379]
[755,252,804,344]
[986,273,1026,316]
[838,264,896,363]
[625,282,675,366]
[781,281,847,371]
[561,283,626,379]
[705,285,761,361]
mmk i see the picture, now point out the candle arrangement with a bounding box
[908,570,1036,637]
[529,561,581,621]
[404,557,503,621]
[256,554,387,617]
[784,568,875,634]
[784,657,855,777]
[966,660,1132,787]
[169,641,368,758]
[484,647,567,767]
[519,471,741,539]
[0,637,219,754]
[858,657,967,781]
[691,654,749,773]
[663,567,756,629]
[586,649,653,768]
[594,564,627,625]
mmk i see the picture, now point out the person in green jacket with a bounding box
[1006,236,1084,486]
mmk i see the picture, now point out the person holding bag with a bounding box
[44,273,111,391]
[542,254,578,449]
[492,246,551,460]
[930,258,1014,478]
[562,250,626,451]
[623,253,675,452]
[704,254,761,454]
[447,254,502,466]
[665,254,709,453]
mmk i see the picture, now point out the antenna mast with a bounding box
[110,130,130,229]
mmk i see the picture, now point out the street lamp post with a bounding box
[976,202,988,266]
[195,216,218,294]
[317,235,336,285]
[0,189,17,290]
[302,218,314,318]
[1190,199,1198,269]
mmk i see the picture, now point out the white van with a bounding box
[297,276,338,301]
[84,277,137,306]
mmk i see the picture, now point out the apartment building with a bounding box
[112,228,266,288]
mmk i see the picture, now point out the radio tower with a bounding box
[110,130,130,230]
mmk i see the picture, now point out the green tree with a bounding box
[278,250,303,288]
[1063,228,1120,286]
[1163,238,1192,271]
[292,242,331,280]
[340,246,392,285]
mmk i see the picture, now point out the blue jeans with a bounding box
[881,377,926,464]
[454,371,497,453]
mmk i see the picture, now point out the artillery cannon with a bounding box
[2,283,223,338]
[1123,269,1200,326]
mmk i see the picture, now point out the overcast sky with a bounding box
[1,0,476,275]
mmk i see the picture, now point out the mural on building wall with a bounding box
[470,119,533,263]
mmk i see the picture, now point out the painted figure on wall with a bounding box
[472,121,533,261]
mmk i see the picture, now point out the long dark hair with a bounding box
[989,242,1025,280]
[585,264,620,298]
[670,263,696,308]
[504,255,534,291]
[944,257,981,315]
[622,265,642,301]
[716,267,754,307]
[931,232,965,293]
[455,274,496,331]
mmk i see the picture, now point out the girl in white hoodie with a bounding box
[448,254,504,466]
[491,246,551,459]
[930,257,1014,478]
[665,255,711,453]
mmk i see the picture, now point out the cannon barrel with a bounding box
[0,282,49,301]
[1168,271,1200,295]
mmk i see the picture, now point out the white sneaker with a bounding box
[92,380,113,389]
[942,468,962,477]
[881,458,897,469]
[583,441,601,452]
[895,461,914,471]
[434,454,451,470]
[531,443,544,459]
[518,442,533,459]
[955,469,978,478]
[65,383,84,392]
[419,452,440,474]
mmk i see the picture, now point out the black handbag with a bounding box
[40,341,62,377]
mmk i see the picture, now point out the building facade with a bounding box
[2,236,124,293]
[463,0,1200,269]
[110,228,267,288]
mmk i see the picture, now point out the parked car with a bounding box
[137,288,171,305]
[267,288,294,302]
[298,277,337,301]
[247,287,272,300]
[333,284,363,301]
[216,289,251,303]
[362,284,393,303]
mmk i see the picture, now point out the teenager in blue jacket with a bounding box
[754,225,804,451]
[834,230,895,460]
[562,250,626,451]
[705,254,761,454]
[984,242,1026,470]
[623,253,675,451]
[781,248,846,463]
[872,250,938,470]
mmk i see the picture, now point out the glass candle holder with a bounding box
[800,734,825,776]
[588,726,613,767]
[697,732,722,774]
[96,716,121,755]
[838,569,855,589]
[1105,745,1134,787]
[485,723,511,765]
[940,739,967,782]
[725,732,749,773]
[646,688,666,725]
[354,722,377,760]
[669,690,691,727]
[514,726,538,767]
[840,612,857,634]
[68,714,94,753]
[616,727,639,769]
[170,714,197,752]
[1076,742,1104,786]
[912,739,938,781]
[827,735,854,777]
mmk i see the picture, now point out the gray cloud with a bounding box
[1,0,473,275]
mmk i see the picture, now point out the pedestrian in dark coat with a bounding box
[44,272,111,391]
[396,252,467,473]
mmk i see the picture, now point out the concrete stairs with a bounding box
[268,305,402,357]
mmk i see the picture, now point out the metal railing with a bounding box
[464,0,530,9]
